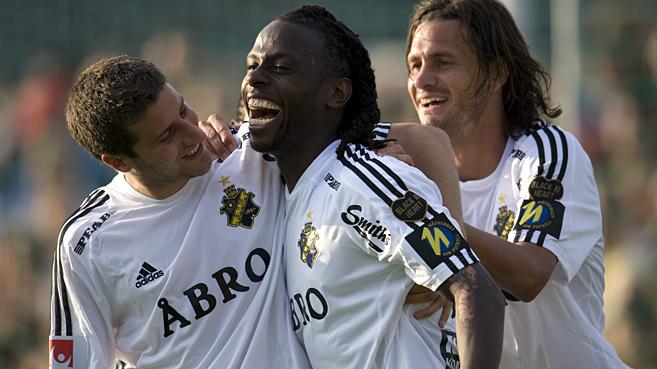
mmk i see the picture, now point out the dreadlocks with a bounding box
[277,5,382,155]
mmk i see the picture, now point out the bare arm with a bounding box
[465,224,557,301]
[388,123,465,235]
[438,263,505,369]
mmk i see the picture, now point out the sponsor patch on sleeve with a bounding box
[513,199,564,239]
[49,336,88,368]
[391,191,427,222]
[405,212,465,269]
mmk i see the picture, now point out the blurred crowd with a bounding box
[0,1,655,368]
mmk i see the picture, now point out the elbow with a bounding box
[508,266,553,302]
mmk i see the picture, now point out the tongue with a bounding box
[251,108,278,119]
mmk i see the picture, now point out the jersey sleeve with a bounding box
[509,124,604,283]
[336,145,479,291]
[50,219,116,368]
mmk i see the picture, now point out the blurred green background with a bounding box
[1,0,656,368]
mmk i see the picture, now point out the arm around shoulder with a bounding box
[388,123,465,233]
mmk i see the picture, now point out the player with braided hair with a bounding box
[276,6,383,157]
[241,5,504,369]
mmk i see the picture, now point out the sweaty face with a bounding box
[406,20,487,142]
[124,83,213,197]
[241,20,330,155]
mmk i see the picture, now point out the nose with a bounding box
[244,65,269,88]
[410,63,436,90]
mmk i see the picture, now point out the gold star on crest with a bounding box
[498,194,506,203]
[220,176,231,186]
[306,210,314,220]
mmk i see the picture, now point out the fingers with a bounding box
[437,302,453,328]
[198,114,238,162]
[405,291,437,305]
[374,142,415,166]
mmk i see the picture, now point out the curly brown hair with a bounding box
[406,0,561,137]
[65,55,166,160]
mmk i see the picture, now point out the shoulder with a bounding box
[388,122,451,146]
[513,120,588,179]
[58,187,116,260]
[335,143,440,204]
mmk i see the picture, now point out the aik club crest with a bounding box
[297,212,320,268]
[494,205,515,239]
[219,184,261,228]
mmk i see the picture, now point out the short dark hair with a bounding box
[277,5,382,155]
[65,55,166,160]
[407,0,561,137]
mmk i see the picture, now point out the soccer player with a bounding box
[49,56,311,369]
[405,0,631,368]
[240,5,504,369]
[49,55,462,368]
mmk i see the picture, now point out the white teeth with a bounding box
[248,98,281,111]
[250,117,276,126]
[184,144,200,157]
[419,97,447,106]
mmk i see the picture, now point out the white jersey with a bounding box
[460,121,630,369]
[284,138,478,369]
[49,126,311,369]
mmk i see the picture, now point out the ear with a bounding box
[492,60,509,91]
[101,154,133,173]
[326,77,352,109]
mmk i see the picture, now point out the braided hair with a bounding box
[277,5,382,155]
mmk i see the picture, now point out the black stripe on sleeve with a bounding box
[338,150,394,207]
[554,126,569,181]
[345,146,405,199]
[543,127,559,179]
[530,131,546,176]
[54,191,110,336]
[372,122,391,141]
[353,146,409,192]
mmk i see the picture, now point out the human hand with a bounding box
[405,284,453,328]
[374,141,414,166]
[198,114,238,162]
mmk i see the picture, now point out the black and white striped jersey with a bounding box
[284,139,475,369]
[460,120,630,369]
[50,125,311,369]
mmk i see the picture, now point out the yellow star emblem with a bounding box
[306,210,314,220]
[220,176,231,186]
[498,194,506,203]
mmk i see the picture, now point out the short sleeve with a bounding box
[50,220,116,368]
[336,145,479,291]
[509,124,604,282]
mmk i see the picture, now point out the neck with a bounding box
[276,134,338,192]
[124,173,189,200]
[452,97,508,182]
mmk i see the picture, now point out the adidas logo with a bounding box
[135,262,164,288]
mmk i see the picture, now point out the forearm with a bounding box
[388,123,465,233]
[465,224,557,301]
[443,263,504,369]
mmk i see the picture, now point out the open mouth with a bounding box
[248,98,281,126]
[182,143,202,159]
[419,97,448,108]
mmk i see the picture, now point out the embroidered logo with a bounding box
[494,205,516,239]
[297,211,320,268]
[219,180,261,228]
